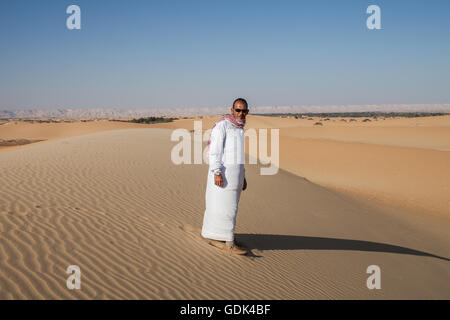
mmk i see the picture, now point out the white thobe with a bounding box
[201,119,246,241]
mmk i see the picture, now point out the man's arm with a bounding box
[209,121,226,187]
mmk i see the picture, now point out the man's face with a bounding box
[231,101,249,121]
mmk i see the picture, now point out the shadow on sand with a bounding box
[235,233,449,261]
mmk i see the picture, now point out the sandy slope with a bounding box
[0,119,158,154]
[155,115,450,217]
[0,128,449,299]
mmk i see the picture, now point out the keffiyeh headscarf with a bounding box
[207,113,246,147]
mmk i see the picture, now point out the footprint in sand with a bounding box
[179,223,202,235]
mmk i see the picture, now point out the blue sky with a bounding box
[1,0,449,110]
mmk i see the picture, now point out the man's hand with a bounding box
[243,178,247,191]
[214,174,224,187]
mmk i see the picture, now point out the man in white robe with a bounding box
[201,98,249,255]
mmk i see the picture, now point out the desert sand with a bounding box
[0,115,449,299]
[0,119,161,154]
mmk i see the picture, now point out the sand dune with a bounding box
[0,119,159,154]
[152,115,450,218]
[0,127,449,299]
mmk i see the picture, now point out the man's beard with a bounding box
[235,116,245,125]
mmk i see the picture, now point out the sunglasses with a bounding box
[234,108,249,114]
